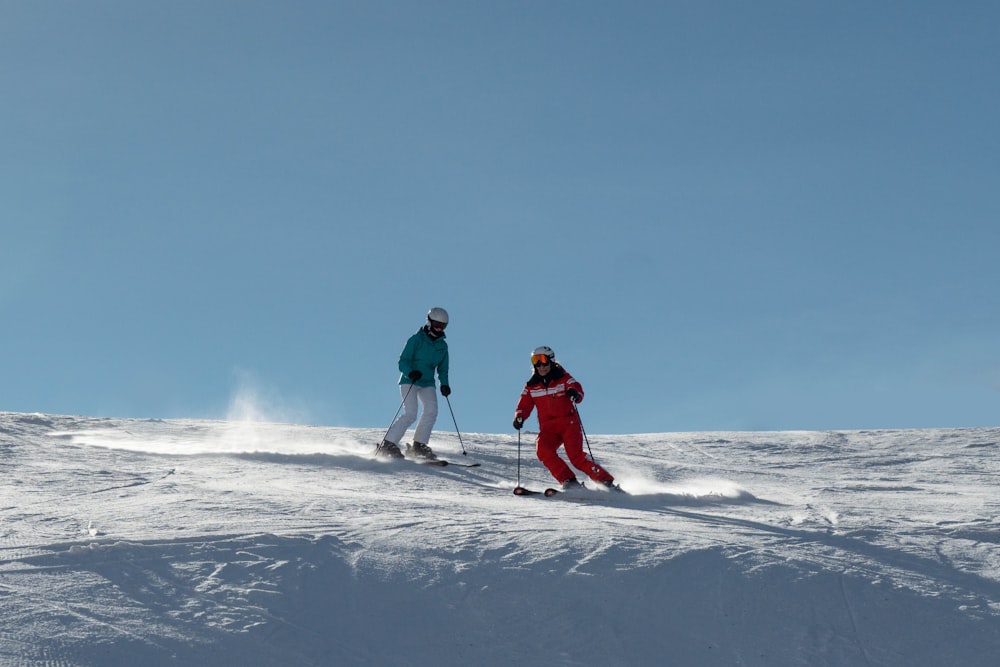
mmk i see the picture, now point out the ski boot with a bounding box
[375,440,404,459]
[560,478,582,491]
[406,441,437,461]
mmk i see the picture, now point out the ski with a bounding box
[404,443,480,467]
[372,454,481,468]
[513,485,626,498]
[412,458,480,468]
[373,442,481,467]
[512,486,561,496]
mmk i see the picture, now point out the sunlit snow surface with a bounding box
[2,412,999,666]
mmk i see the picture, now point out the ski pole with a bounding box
[375,383,415,454]
[516,428,523,489]
[571,401,596,461]
[443,394,468,456]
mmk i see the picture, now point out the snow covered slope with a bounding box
[2,412,998,665]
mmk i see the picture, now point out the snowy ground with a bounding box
[1,411,999,666]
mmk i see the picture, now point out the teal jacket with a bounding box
[397,327,449,388]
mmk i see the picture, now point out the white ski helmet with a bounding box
[427,307,449,327]
[531,346,555,365]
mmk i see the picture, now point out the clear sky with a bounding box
[3,1,998,435]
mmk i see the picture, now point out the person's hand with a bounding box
[567,388,581,403]
[408,370,422,381]
[440,385,451,397]
[513,417,524,430]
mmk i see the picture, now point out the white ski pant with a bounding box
[385,384,439,446]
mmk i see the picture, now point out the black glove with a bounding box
[408,370,422,381]
[513,417,524,430]
[440,385,451,397]
[567,388,581,403]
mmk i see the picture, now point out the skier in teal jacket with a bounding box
[377,307,451,461]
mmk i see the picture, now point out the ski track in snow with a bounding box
[2,412,1000,666]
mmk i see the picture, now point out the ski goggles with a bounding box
[429,319,447,330]
[531,354,551,367]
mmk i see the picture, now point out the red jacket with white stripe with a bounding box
[515,364,583,428]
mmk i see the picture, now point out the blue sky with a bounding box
[3,1,998,435]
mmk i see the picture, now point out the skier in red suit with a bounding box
[513,346,619,491]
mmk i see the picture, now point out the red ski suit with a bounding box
[514,364,614,485]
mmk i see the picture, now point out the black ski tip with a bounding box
[543,488,560,497]
[513,486,541,496]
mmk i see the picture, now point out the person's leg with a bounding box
[385,384,419,445]
[563,422,614,484]
[412,385,439,445]
[535,428,575,483]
